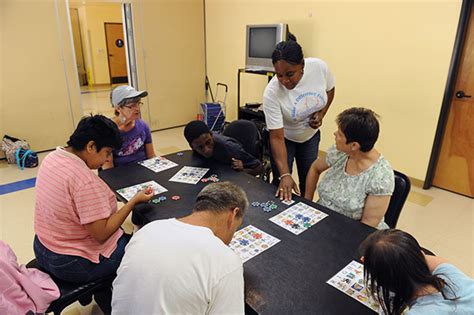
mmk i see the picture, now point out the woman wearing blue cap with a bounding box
[103,85,156,169]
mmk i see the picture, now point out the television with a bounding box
[245,23,288,71]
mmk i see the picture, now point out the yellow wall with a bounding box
[132,0,206,130]
[76,4,123,85]
[2,0,461,181]
[0,1,4,158]
[1,0,82,153]
[205,0,462,180]
[77,6,94,85]
[1,0,205,154]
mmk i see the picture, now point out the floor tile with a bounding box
[407,190,434,206]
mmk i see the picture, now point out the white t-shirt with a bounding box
[111,218,244,315]
[263,58,335,143]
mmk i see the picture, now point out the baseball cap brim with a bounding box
[111,85,149,106]
[125,90,148,100]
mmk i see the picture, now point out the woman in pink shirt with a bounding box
[33,115,153,311]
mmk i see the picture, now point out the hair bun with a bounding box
[287,32,297,42]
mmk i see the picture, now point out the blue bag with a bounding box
[200,102,225,132]
[15,148,39,170]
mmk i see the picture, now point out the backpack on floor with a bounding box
[2,135,30,164]
[15,148,38,170]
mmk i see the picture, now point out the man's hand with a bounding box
[231,158,244,171]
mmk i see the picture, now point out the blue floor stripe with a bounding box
[0,178,36,195]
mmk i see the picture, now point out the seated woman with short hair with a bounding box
[33,115,153,312]
[360,229,474,314]
[304,107,394,229]
[102,85,156,169]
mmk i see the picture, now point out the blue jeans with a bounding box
[33,233,131,283]
[270,130,320,196]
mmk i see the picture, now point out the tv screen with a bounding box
[249,27,277,58]
[245,24,287,71]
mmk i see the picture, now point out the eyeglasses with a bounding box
[122,101,144,109]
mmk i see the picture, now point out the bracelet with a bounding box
[278,173,291,181]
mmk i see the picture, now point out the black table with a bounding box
[99,151,376,315]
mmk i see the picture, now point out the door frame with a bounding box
[104,22,128,84]
[70,8,88,86]
[424,0,473,189]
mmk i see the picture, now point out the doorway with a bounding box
[425,0,474,198]
[105,23,128,84]
[68,1,136,117]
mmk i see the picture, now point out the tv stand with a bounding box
[237,68,275,121]
[243,67,274,73]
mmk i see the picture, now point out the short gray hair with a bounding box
[118,96,140,107]
[194,182,248,217]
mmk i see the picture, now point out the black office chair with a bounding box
[26,259,114,314]
[260,126,272,182]
[385,170,411,228]
[223,119,261,159]
[223,120,271,182]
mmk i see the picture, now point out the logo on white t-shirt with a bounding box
[291,92,325,121]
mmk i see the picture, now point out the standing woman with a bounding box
[263,34,335,200]
[102,85,156,169]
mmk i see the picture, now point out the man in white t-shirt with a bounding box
[111,182,248,315]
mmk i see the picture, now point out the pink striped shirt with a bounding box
[34,147,123,263]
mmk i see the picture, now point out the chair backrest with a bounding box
[26,259,115,315]
[222,119,262,159]
[385,170,411,228]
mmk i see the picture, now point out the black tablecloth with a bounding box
[100,150,376,314]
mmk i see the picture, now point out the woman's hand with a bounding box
[131,187,154,205]
[309,88,335,129]
[275,175,300,201]
[309,111,323,129]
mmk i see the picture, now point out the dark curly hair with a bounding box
[67,115,122,151]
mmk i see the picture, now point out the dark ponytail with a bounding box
[287,32,297,42]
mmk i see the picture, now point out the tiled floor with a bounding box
[0,126,472,314]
